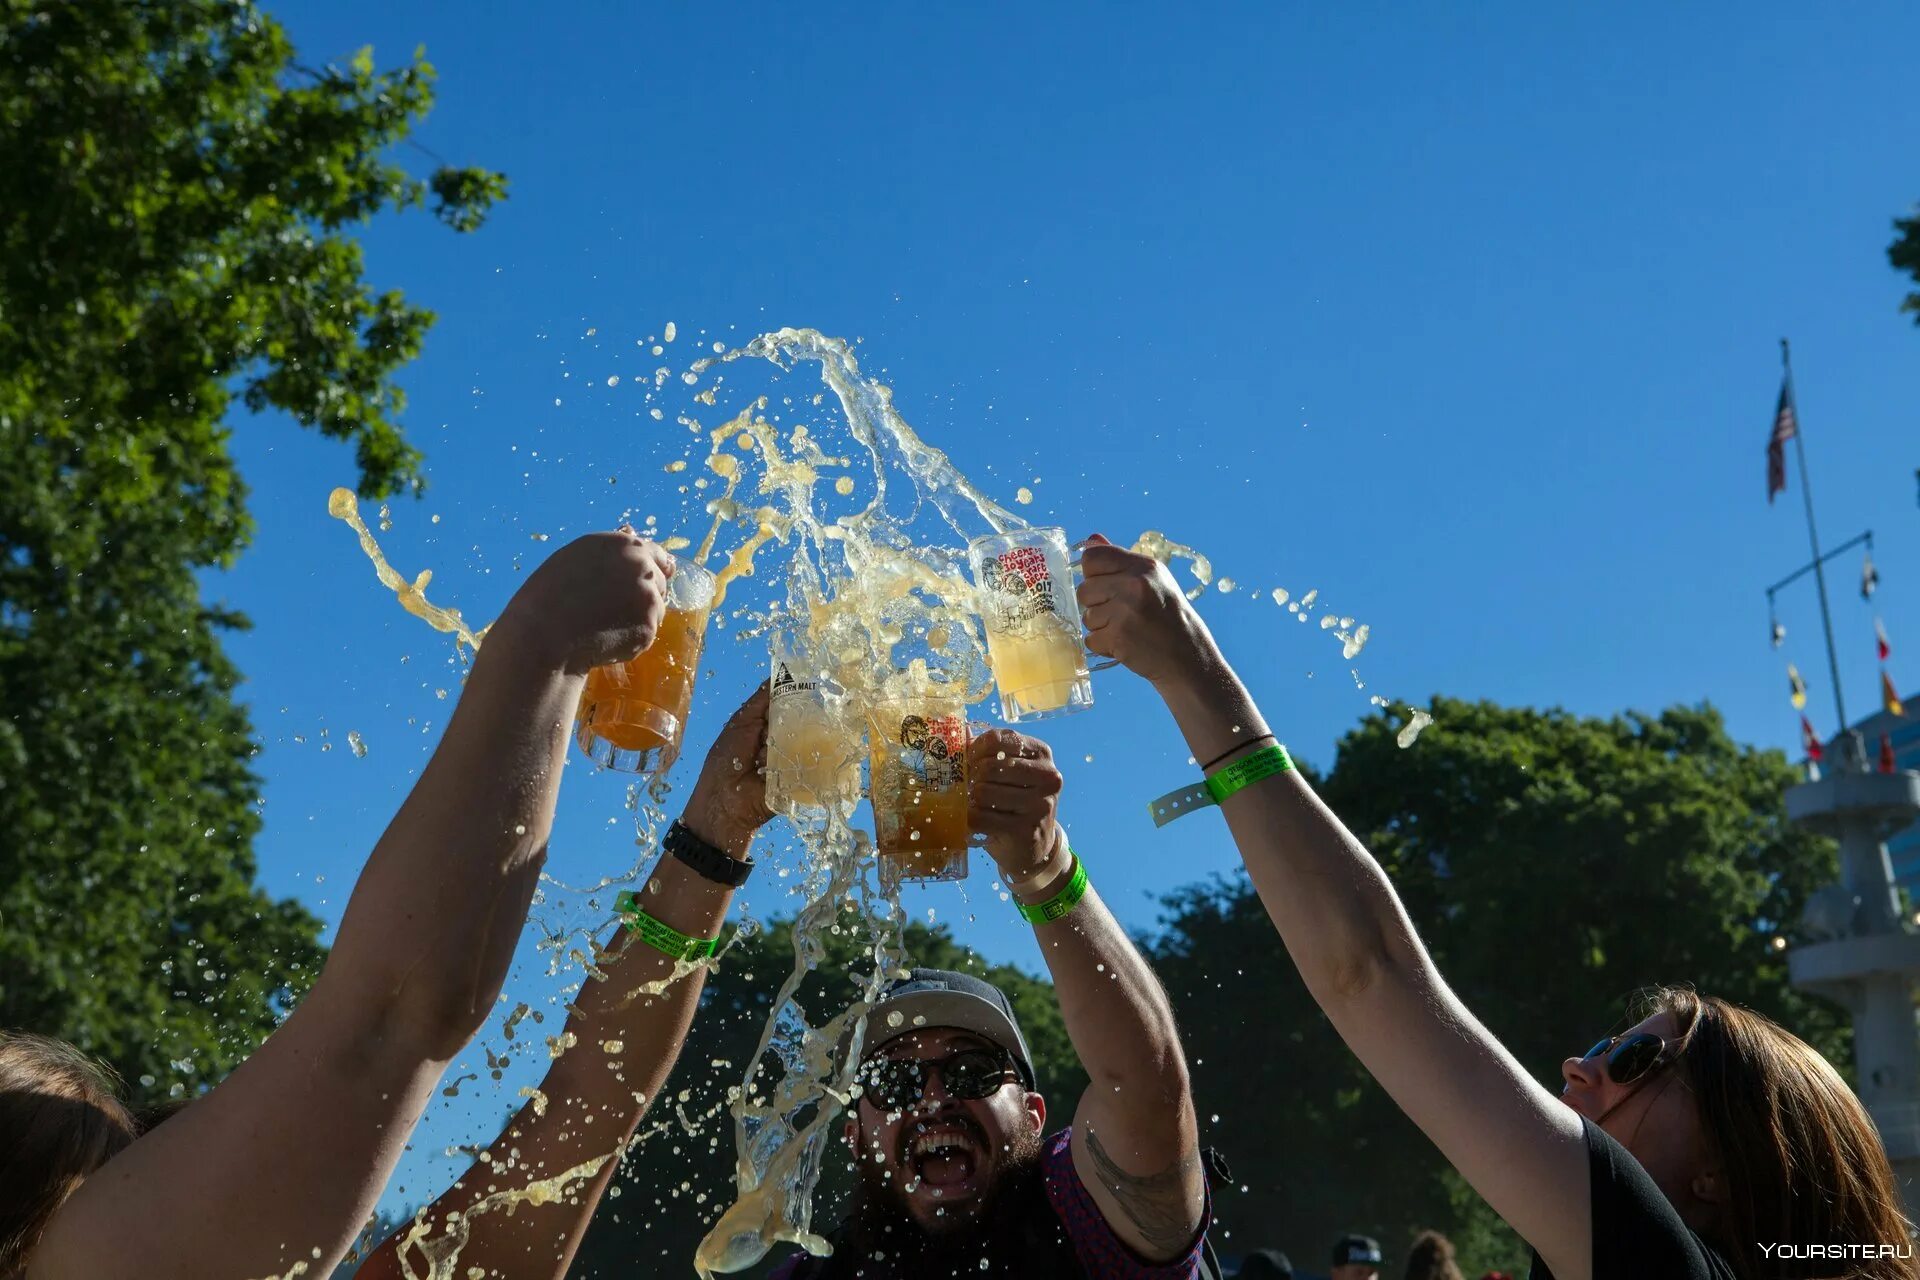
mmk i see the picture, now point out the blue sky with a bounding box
[217,0,1920,1217]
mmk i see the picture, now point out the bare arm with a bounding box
[358,688,772,1280]
[968,730,1203,1263]
[1076,536,1592,1280]
[32,531,674,1280]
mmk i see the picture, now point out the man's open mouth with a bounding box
[903,1119,988,1190]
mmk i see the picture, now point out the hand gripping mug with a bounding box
[967,526,1114,723]
[574,555,715,775]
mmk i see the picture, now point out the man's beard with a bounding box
[838,1116,1047,1274]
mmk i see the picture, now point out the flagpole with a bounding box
[1782,337,1850,733]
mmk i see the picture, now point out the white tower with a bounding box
[1788,710,1920,1209]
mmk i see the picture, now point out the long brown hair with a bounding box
[1404,1229,1465,1280]
[0,1032,139,1276]
[1649,988,1915,1280]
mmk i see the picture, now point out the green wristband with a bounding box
[1205,743,1294,802]
[614,891,721,962]
[1015,850,1089,925]
[1149,743,1295,827]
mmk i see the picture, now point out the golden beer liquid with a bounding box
[766,697,861,811]
[984,616,1085,715]
[576,603,710,762]
[866,707,969,882]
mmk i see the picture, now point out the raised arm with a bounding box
[1075,535,1593,1280]
[357,686,772,1280]
[32,530,674,1280]
[967,729,1204,1263]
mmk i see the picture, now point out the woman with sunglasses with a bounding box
[1075,534,1913,1280]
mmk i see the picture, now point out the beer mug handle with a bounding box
[1067,555,1122,672]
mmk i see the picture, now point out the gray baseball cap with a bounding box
[843,968,1037,1090]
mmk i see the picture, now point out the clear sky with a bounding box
[217,0,1920,1220]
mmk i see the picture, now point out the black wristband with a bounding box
[665,819,754,888]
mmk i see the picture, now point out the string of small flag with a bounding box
[1768,366,1902,770]
[1861,548,1903,732]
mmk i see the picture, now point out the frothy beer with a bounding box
[766,653,862,814]
[970,528,1095,722]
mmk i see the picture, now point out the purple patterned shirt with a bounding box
[767,1129,1212,1279]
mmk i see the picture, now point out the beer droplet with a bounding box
[1015,487,1033,505]
[835,476,855,496]
[1396,709,1435,749]
[664,321,677,342]
[347,731,367,758]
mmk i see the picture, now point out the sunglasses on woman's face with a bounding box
[858,1047,1016,1113]
[1579,1032,1669,1086]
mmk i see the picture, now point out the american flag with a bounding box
[1767,379,1797,503]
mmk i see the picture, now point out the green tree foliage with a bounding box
[1149,697,1843,1276]
[572,914,1089,1278]
[0,0,502,1105]
[1889,208,1920,321]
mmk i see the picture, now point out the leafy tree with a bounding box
[0,0,503,1105]
[1890,209,1920,322]
[572,914,1088,1278]
[1148,697,1843,1277]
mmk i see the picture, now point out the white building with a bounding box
[1788,691,1920,1210]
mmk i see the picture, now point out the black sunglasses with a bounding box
[858,1047,1017,1113]
[1579,1032,1670,1086]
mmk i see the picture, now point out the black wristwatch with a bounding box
[665,819,755,888]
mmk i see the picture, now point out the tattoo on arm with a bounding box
[1083,1125,1201,1258]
